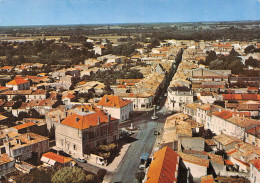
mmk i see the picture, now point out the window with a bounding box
[73,144,76,150]
[61,139,64,146]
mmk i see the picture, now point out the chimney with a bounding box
[76,117,80,123]
[5,134,9,142]
[105,97,108,103]
[57,151,60,155]
[27,134,31,141]
[19,139,22,145]
[58,115,61,123]
[108,114,110,122]
[98,116,100,125]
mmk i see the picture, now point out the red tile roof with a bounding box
[97,95,132,108]
[146,146,179,183]
[225,159,234,166]
[61,111,116,130]
[201,175,215,183]
[1,66,13,70]
[6,78,29,86]
[42,152,72,164]
[213,110,233,119]
[250,159,260,171]
[223,94,260,101]
[13,122,36,130]
[62,93,76,100]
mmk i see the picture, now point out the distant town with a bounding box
[0,21,259,183]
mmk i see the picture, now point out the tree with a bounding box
[245,56,259,67]
[15,167,54,183]
[51,166,95,183]
[97,169,107,182]
[244,45,255,54]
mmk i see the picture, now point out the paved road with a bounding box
[111,110,170,183]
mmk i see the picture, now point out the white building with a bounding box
[117,93,153,110]
[6,79,30,90]
[167,86,193,111]
[97,95,133,122]
[250,159,260,183]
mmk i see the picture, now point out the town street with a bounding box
[110,108,171,183]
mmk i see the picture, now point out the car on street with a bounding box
[154,130,160,135]
[76,158,86,163]
[151,115,158,120]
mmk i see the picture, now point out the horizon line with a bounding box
[1,19,260,28]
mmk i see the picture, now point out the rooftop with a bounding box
[97,95,132,108]
[6,78,29,86]
[213,134,241,146]
[178,152,209,167]
[42,152,73,164]
[146,146,179,183]
[61,111,116,130]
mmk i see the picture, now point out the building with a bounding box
[190,68,230,83]
[211,110,259,140]
[178,152,209,179]
[245,126,260,147]
[55,111,119,157]
[4,133,49,161]
[167,86,193,111]
[213,134,241,151]
[117,93,154,110]
[145,146,179,183]
[41,152,75,167]
[97,95,133,122]
[0,153,15,177]
[250,159,260,183]
[6,78,30,90]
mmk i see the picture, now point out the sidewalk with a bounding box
[101,143,131,183]
[87,143,131,172]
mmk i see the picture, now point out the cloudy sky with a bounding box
[0,0,259,26]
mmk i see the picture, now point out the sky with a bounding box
[0,0,259,26]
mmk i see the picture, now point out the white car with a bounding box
[151,115,158,120]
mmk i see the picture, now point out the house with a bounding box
[6,78,30,90]
[213,134,241,151]
[211,110,260,140]
[145,146,180,183]
[178,152,209,179]
[93,45,105,55]
[250,159,260,183]
[97,95,133,122]
[117,93,154,110]
[167,86,193,111]
[4,133,49,161]
[28,90,47,101]
[62,93,76,105]
[206,152,226,175]
[190,68,230,83]
[55,111,119,157]
[0,153,15,177]
[245,126,260,147]
[9,121,47,137]
[0,66,14,72]
[41,152,75,167]
[1,90,33,101]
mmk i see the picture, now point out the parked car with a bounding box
[76,158,86,163]
[154,130,160,135]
